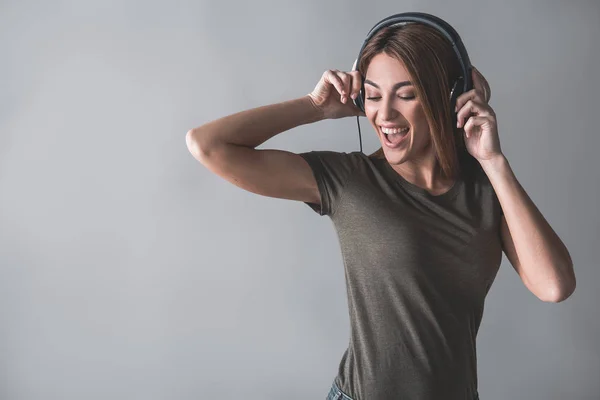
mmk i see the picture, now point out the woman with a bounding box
[186,22,575,400]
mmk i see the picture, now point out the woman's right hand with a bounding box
[307,69,366,120]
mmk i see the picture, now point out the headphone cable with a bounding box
[357,116,363,153]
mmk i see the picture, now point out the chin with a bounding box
[382,147,408,165]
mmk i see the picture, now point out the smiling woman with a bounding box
[186,11,575,400]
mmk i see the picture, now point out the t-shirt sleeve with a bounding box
[297,150,356,216]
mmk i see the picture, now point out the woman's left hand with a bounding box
[455,67,502,162]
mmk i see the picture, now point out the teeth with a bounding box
[381,126,409,135]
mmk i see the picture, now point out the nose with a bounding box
[379,96,398,121]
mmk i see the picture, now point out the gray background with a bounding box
[1,0,598,399]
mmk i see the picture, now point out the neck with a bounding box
[389,153,453,191]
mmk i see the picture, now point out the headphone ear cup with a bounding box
[351,59,365,113]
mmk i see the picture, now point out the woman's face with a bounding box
[364,52,432,165]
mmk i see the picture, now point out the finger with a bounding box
[455,88,485,113]
[336,71,353,103]
[349,70,363,100]
[471,67,484,94]
[456,99,492,128]
[472,66,491,102]
[325,70,346,100]
[463,115,489,138]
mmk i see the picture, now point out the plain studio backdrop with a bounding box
[1,0,599,399]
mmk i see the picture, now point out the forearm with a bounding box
[480,155,575,298]
[187,95,324,155]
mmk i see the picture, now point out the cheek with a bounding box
[406,106,428,127]
[364,101,376,114]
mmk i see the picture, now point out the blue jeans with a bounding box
[326,379,355,400]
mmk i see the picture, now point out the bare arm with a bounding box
[482,155,576,303]
[185,96,325,203]
[186,69,364,204]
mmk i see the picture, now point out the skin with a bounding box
[363,52,455,194]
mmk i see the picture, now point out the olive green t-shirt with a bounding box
[298,150,504,400]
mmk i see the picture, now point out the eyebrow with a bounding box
[364,79,412,90]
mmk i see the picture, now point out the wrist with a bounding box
[305,94,327,121]
[479,153,509,175]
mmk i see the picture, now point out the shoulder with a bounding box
[297,151,369,216]
[298,150,371,175]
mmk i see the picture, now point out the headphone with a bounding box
[351,12,473,153]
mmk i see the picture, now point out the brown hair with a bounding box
[358,22,469,180]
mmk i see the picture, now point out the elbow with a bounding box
[540,286,573,303]
[539,268,576,303]
[186,128,225,162]
[186,129,202,159]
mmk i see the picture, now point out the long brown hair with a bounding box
[358,22,469,180]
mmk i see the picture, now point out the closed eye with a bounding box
[366,95,415,101]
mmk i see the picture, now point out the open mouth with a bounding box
[380,126,410,148]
